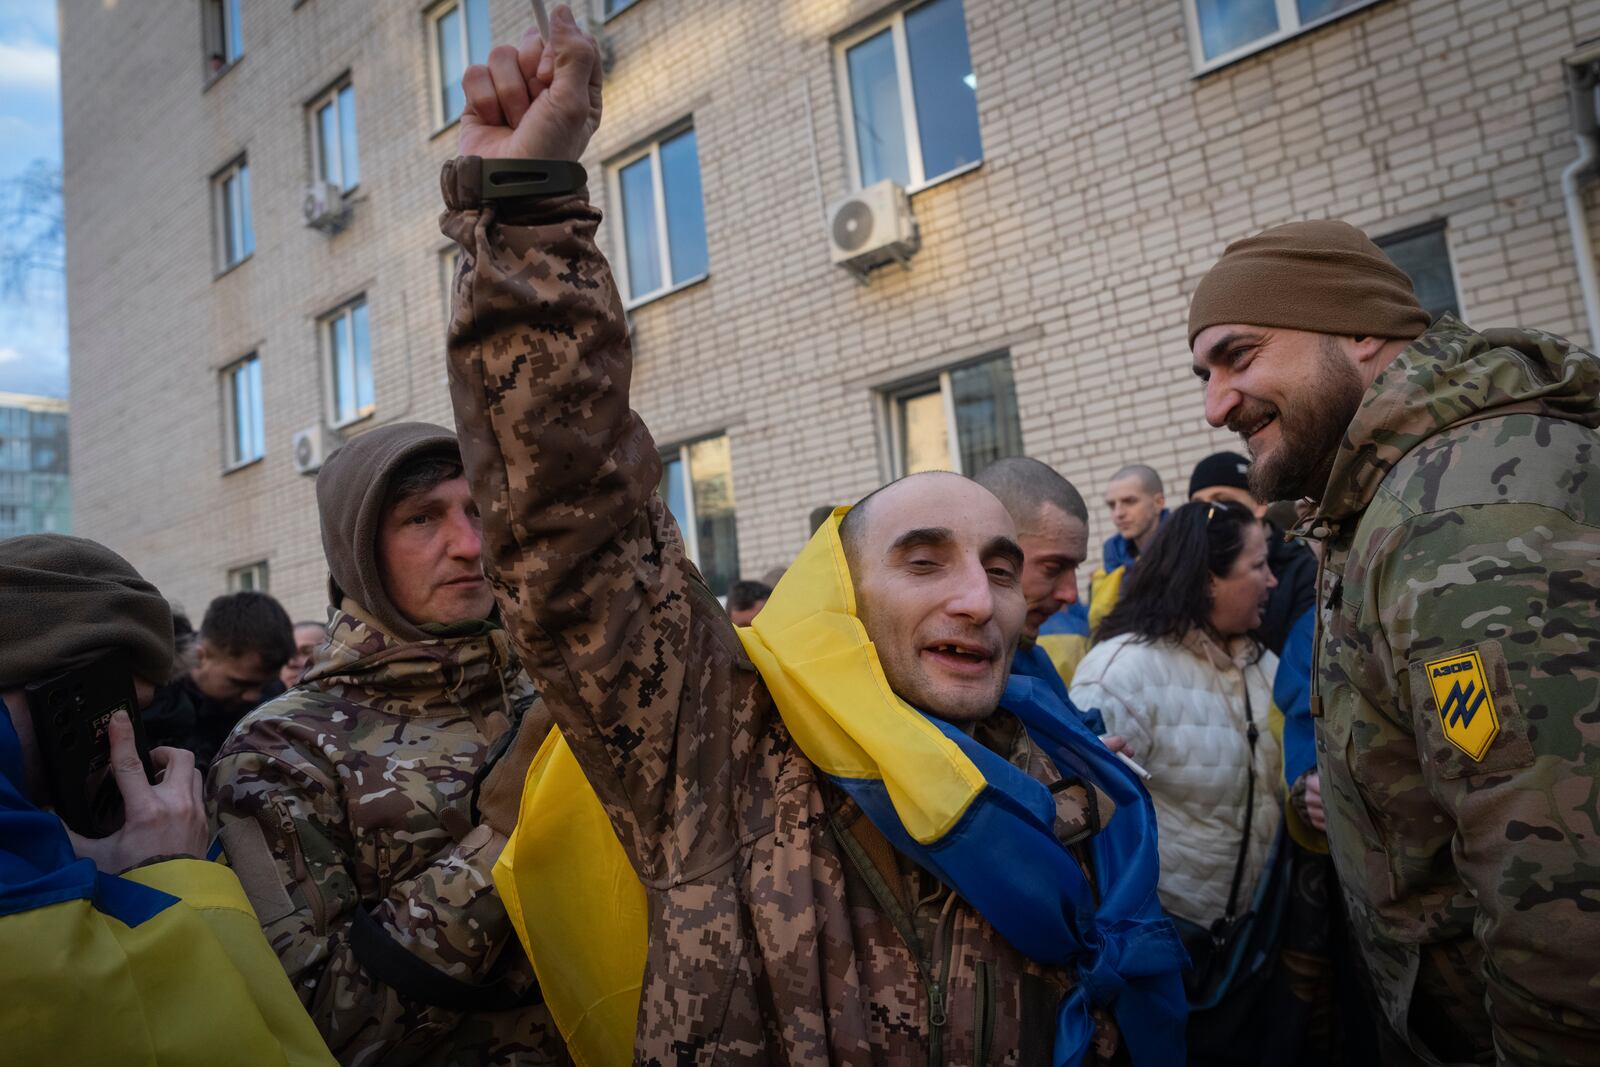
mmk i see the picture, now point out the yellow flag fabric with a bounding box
[5,859,335,1067]
[1036,632,1090,686]
[493,730,648,1067]
[1087,565,1125,634]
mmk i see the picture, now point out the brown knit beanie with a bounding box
[1188,220,1431,346]
[0,534,175,689]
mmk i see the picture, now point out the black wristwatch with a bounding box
[478,159,587,201]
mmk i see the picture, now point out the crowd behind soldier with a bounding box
[5,7,1599,1065]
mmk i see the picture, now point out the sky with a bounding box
[0,0,65,398]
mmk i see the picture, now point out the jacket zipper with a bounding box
[973,959,995,1065]
[272,797,328,935]
[829,808,949,1066]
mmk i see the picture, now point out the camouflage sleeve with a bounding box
[439,158,762,887]
[1374,503,1600,1063]
[208,747,516,1057]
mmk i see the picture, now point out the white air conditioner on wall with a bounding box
[302,180,348,234]
[828,179,918,276]
[291,425,337,475]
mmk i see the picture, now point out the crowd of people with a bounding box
[4,7,1599,1066]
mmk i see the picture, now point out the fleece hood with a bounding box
[1317,314,1600,525]
[315,421,461,642]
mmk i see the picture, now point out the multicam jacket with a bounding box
[439,160,1116,1065]
[206,601,563,1066]
[1303,314,1600,1065]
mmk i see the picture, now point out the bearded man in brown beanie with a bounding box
[206,422,563,1065]
[1189,220,1600,1066]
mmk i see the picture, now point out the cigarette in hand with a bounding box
[531,0,551,39]
[1115,750,1153,781]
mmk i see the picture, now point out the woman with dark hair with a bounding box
[1070,500,1283,1054]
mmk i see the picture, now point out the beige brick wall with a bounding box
[62,0,1600,621]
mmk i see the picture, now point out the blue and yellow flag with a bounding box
[495,509,1187,1066]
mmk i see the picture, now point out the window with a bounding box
[604,0,640,15]
[1186,0,1379,70]
[222,354,265,469]
[837,0,983,191]
[658,435,740,597]
[213,158,254,271]
[429,0,491,127]
[883,353,1022,477]
[440,246,463,323]
[203,0,243,76]
[609,126,709,306]
[227,561,269,593]
[1377,222,1460,323]
[310,81,360,192]
[322,298,375,426]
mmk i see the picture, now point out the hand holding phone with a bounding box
[63,711,210,874]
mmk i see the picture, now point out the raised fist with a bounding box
[458,4,603,163]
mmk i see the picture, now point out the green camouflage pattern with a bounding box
[437,157,1116,1065]
[206,599,564,1065]
[1304,314,1600,1065]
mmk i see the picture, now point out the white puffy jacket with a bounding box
[1070,630,1281,927]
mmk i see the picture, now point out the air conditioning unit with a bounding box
[302,180,349,234]
[291,425,337,475]
[828,179,918,275]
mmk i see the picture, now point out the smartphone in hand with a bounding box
[25,649,155,837]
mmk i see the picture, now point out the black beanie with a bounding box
[0,535,175,689]
[1188,452,1253,500]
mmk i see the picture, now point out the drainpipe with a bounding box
[1562,46,1600,347]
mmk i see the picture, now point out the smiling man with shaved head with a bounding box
[432,10,1184,1065]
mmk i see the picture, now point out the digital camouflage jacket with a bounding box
[207,601,563,1065]
[439,160,1118,1066]
[1304,314,1600,1065]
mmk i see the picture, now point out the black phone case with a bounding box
[25,649,154,838]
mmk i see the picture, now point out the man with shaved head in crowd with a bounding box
[431,9,1185,1063]
[1089,464,1168,634]
[974,458,1100,710]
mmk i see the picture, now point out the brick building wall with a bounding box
[62,0,1600,621]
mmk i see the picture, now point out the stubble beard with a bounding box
[1244,338,1366,504]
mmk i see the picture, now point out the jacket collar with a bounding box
[301,599,519,717]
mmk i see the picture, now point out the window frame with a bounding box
[211,156,254,275]
[425,0,486,133]
[834,0,984,194]
[202,0,244,82]
[1182,0,1386,74]
[221,352,265,472]
[227,560,270,593]
[1375,217,1465,323]
[308,77,360,194]
[878,352,1017,479]
[439,245,463,325]
[319,296,376,429]
[657,433,739,595]
[605,122,710,310]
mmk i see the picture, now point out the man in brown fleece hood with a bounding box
[206,422,563,1065]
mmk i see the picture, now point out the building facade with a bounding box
[0,392,70,539]
[62,0,1600,620]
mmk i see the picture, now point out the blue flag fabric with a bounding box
[829,674,1189,1066]
[1012,641,1107,735]
[0,697,176,927]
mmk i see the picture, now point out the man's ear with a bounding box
[1349,335,1388,366]
[1154,492,1166,510]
